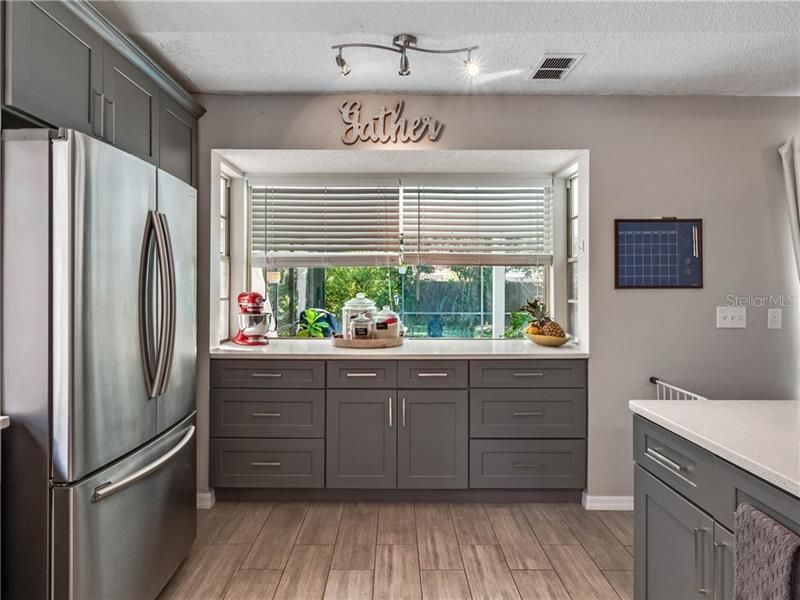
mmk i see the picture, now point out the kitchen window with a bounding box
[219,175,231,342]
[566,174,580,340]
[248,178,553,338]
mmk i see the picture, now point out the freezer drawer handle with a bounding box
[92,425,195,503]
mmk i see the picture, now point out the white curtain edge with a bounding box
[779,134,800,284]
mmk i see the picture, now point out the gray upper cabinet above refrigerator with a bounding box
[4,0,203,181]
[102,44,160,165]
[4,0,103,133]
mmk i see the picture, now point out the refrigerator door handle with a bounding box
[91,425,195,503]
[138,212,161,398]
[156,213,177,396]
[151,211,172,398]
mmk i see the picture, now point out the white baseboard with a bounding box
[197,489,216,510]
[582,492,633,511]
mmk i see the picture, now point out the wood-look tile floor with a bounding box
[157,502,634,600]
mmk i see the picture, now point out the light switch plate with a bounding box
[767,308,782,330]
[717,306,747,328]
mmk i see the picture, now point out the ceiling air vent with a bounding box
[531,54,584,81]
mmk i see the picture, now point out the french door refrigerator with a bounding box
[2,129,197,599]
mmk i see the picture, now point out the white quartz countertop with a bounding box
[211,339,589,360]
[629,400,800,498]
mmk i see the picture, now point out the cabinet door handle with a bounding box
[417,372,448,378]
[402,397,406,428]
[93,90,105,139]
[693,528,707,594]
[512,463,544,469]
[104,97,116,144]
[713,542,725,600]
[252,412,281,418]
[388,396,393,428]
[513,372,544,377]
[513,411,545,417]
[346,372,377,378]
[251,461,281,467]
[252,372,282,378]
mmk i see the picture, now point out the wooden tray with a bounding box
[332,336,404,349]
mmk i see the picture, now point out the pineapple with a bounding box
[522,297,566,338]
[541,320,566,338]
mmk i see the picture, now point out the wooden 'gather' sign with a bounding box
[339,100,444,145]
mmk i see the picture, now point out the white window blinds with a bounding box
[402,185,553,265]
[250,185,401,268]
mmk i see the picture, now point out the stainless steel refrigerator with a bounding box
[2,129,197,599]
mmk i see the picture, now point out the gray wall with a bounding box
[197,94,800,497]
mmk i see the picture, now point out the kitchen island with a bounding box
[209,340,589,500]
[629,399,799,599]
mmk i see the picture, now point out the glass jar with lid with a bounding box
[341,293,377,338]
[374,305,401,339]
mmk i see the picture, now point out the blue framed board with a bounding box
[615,219,703,289]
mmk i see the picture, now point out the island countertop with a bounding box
[629,399,800,498]
[210,339,590,360]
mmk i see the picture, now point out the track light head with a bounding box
[399,48,410,76]
[464,50,479,76]
[335,51,350,76]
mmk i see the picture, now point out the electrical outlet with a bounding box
[768,308,783,330]
[716,306,747,329]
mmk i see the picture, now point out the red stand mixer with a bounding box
[232,292,274,346]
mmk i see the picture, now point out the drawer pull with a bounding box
[346,372,378,378]
[512,463,544,469]
[513,411,545,417]
[417,372,449,378]
[252,412,281,418]
[252,373,282,378]
[251,461,281,467]
[513,372,544,377]
[645,447,684,472]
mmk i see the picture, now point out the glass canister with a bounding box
[341,293,377,338]
[349,313,374,339]
[374,305,400,339]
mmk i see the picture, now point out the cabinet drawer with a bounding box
[397,360,468,388]
[634,416,720,516]
[470,360,585,388]
[469,439,586,489]
[212,438,324,488]
[211,360,324,388]
[211,389,324,438]
[327,361,397,388]
[470,389,586,438]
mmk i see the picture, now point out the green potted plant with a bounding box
[296,308,330,338]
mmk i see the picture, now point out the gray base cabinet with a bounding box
[634,415,798,600]
[397,390,468,489]
[326,390,396,489]
[211,358,588,492]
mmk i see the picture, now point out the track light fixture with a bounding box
[331,33,479,78]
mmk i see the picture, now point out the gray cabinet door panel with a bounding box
[470,388,586,438]
[326,390,396,488]
[398,390,468,489]
[5,0,103,133]
[469,439,586,489]
[158,93,197,186]
[397,361,468,388]
[211,360,325,388]
[470,360,586,388]
[103,44,159,164]
[327,361,397,388]
[212,388,325,438]
[713,524,734,600]
[634,465,714,600]
[212,438,324,488]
